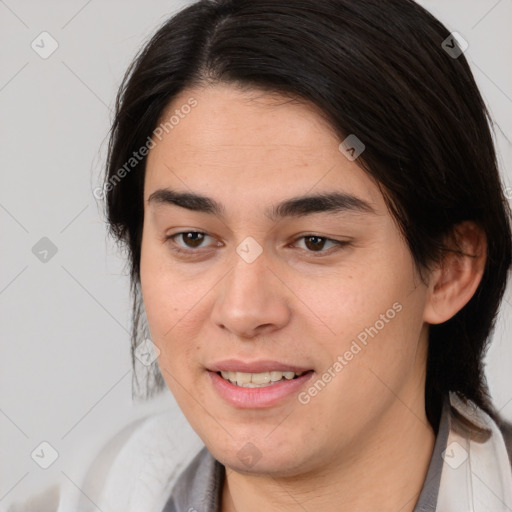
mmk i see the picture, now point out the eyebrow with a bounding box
[147,188,377,221]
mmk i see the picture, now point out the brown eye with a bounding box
[180,232,205,248]
[166,231,215,254]
[304,236,328,252]
[293,235,350,255]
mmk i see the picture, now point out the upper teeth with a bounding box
[220,370,304,387]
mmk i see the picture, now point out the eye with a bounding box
[292,235,349,254]
[166,231,218,253]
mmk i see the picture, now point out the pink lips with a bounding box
[207,360,314,409]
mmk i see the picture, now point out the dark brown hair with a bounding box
[102,0,512,431]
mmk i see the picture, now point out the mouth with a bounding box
[207,364,315,408]
[216,370,310,388]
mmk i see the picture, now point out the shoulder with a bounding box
[449,392,512,473]
[74,409,204,511]
[6,409,204,512]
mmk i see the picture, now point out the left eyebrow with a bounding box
[146,188,378,221]
[266,191,378,221]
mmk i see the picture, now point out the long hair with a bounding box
[102,0,512,431]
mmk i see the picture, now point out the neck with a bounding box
[221,391,436,512]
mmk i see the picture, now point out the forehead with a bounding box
[144,84,385,214]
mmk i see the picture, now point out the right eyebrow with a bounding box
[147,188,226,216]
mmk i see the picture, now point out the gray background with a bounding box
[1,0,511,507]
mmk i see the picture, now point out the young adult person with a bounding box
[100,1,512,510]
[16,1,512,511]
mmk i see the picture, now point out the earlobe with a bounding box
[423,221,487,325]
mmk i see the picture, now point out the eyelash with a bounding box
[165,231,350,257]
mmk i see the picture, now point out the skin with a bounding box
[140,83,487,512]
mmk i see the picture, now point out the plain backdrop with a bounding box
[1,0,511,507]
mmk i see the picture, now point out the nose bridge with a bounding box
[228,251,266,301]
[212,239,290,336]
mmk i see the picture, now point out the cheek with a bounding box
[300,265,428,430]
[140,232,193,332]
[303,265,393,339]
[139,235,217,385]
[140,263,201,402]
[312,247,425,364]
[140,236,187,358]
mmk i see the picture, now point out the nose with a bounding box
[211,245,291,339]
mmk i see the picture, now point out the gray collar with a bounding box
[162,441,224,511]
[412,394,451,511]
[163,395,451,512]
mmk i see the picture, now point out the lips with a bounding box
[207,359,313,374]
[208,369,315,408]
[205,359,315,408]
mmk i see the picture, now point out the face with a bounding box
[140,84,432,477]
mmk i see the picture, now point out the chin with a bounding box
[208,437,312,477]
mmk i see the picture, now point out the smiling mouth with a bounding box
[217,370,312,388]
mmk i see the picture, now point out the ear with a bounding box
[423,221,487,325]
